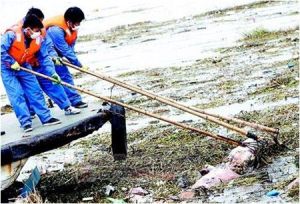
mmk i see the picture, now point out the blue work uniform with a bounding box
[33,34,71,110]
[46,26,82,106]
[1,31,52,128]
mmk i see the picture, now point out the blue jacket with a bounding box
[44,33,59,58]
[46,26,82,67]
[1,31,56,76]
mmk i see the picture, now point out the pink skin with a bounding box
[192,165,240,189]
[227,145,256,174]
[192,139,258,189]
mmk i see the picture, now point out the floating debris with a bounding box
[128,187,148,196]
[177,175,189,188]
[82,197,94,201]
[287,61,295,69]
[106,197,126,203]
[179,190,195,201]
[266,190,280,197]
[104,185,116,196]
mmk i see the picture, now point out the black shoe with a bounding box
[43,118,61,126]
[24,125,33,132]
[73,101,88,109]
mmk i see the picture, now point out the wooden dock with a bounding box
[1,103,127,190]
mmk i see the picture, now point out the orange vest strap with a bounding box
[44,15,77,45]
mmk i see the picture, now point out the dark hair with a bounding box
[26,7,44,20]
[64,7,85,23]
[22,14,44,29]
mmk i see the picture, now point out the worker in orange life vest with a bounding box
[43,7,88,109]
[22,7,81,116]
[1,15,61,132]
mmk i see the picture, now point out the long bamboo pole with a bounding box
[63,60,278,138]
[20,66,242,147]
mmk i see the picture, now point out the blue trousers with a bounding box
[25,96,35,116]
[1,65,52,127]
[35,66,71,110]
[55,65,82,106]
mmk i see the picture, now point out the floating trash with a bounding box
[266,190,280,197]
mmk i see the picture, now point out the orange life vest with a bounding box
[6,25,42,66]
[44,15,77,45]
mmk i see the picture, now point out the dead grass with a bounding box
[238,104,299,149]
[14,190,46,203]
[249,67,299,97]
[242,27,298,43]
[13,2,299,202]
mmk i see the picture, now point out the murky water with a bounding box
[208,154,298,203]
[17,148,84,182]
[0,1,298,201]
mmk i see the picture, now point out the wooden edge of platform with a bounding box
[1,112,110,165]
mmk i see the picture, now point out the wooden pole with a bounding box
[20,66,242,147]
[62,60,278,138]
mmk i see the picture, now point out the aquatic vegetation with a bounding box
[3,0,298,203]
[242,28,298,43]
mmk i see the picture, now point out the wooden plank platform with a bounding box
[1,103,127,165]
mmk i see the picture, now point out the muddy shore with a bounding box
[1,0,299,203]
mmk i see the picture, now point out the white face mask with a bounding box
[30,31,41,39]
[67,21,80,31]
[71,25,80,31]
